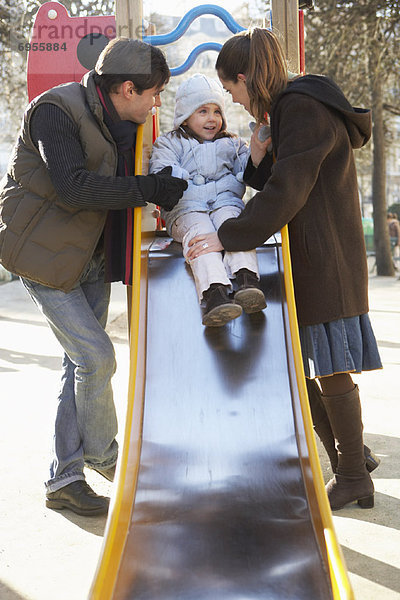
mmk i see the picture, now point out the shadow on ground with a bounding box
[48,507,108,536]
[0,580,30,600]
[0,347,61,371]
[341,546,400,594]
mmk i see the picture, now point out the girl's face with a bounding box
[219,73,251,115]
[184,103,223,141]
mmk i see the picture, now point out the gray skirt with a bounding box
[299,313,382,379]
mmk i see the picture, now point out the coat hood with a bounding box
[276,74,371,149]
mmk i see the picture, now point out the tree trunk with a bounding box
[371,69,394,275]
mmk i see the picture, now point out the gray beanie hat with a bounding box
[173,73,226,130]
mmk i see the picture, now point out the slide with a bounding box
[89,235,352,599]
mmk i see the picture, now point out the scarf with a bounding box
[97,85,137,285]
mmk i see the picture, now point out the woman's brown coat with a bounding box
[218,75,371,326]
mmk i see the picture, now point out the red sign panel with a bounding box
[27,2,116,101]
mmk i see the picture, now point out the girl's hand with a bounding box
[250,123,271,167]
[186,232,223,260]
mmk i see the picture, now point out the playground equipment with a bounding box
[26,3,354,598]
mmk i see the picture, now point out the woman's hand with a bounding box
[186,232,224,260]
[250,123,272,167]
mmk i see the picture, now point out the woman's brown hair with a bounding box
[215,28,288,122]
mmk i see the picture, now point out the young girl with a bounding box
[149,73,266,327]
[187,30,382,510]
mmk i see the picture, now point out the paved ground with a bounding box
[0,267,399,599]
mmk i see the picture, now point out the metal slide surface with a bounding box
[110,240,333,600]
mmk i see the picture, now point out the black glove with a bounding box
[136,166,188,212]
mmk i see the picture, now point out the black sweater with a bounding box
[30,103,145,211]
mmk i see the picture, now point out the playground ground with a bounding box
[0,262,399,600]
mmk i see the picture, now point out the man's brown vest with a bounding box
[0,72,117,291]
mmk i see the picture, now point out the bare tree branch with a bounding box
[383,103,400,116]
[305,0,400,275]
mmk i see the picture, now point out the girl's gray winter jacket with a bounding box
[149,132,249,233]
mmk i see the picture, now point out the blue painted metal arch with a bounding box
[143,4,245,75]
[143,4,245,46]
[169,42,222,76]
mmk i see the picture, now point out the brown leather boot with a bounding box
[307,378,380,474]
[322,385,374,510]
[306,378,338,470]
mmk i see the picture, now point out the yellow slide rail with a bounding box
[281,224,354,600]
[89,124,146,600]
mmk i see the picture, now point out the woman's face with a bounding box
[218,73,251,114]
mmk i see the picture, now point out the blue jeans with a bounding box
[21,253,118,492]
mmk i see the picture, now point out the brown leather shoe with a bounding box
[46,480,110,516]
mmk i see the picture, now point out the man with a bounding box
[0,38,187,516]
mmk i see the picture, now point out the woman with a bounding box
[187,28,382,510]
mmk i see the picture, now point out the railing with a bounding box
[142,4,245,75]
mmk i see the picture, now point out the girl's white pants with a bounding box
[171,206,259,302]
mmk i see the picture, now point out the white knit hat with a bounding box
[173,73,226,130]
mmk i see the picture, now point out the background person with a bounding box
[187,28,382,511]
[0,38,187,516]
[387,212,400,260]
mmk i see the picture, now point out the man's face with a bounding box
[120,83,165,123]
